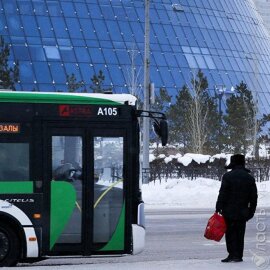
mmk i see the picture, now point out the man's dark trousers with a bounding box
[225,218,246,259]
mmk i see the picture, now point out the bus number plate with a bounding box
[97,107,118,116]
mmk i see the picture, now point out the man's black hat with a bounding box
[225,154,245,169]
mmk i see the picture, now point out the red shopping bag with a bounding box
[204,213,227,242]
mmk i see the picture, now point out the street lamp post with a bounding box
[142,0,150,184]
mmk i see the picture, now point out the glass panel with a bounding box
[52,136,82,244]
[21,16,39,36]
[60,46,75,62]
[3,0,17,14]
[194,54,207,69]
[101,5,115,20]
[88,4,102,19]
[33,1,47,15]
[80,19,96,39]
[51,17,68,38]
[204,55,216,69]
[47,1,61,16]
[13,44,30,60]
[92,19,110,41]
[75,3,89,18]
[66,18,83,39]
[61,2,76,17]
[44,46,61,60]
[33,62,52,83]
[184,54,198,68]
[37,17,53,38]
[0,16,8,35]
[20,62,36,83]
[50,62,66,83]
[107,21,122,40]
[29,45,46,61]
[0,143,29,181]
[7,15,22,36]
[93,137,124,244]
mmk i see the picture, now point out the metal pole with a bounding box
[218,93,222,153]
[142,0,150,184]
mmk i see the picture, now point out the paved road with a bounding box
[18,207,270,267]
[143,208,270,261]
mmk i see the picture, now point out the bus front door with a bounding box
[45,127,126,255]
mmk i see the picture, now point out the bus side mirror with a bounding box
[160,119,168,146]
[153,119,168,146]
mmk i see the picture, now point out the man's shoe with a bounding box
[221,257,243,263]
[231,258,243,262]
[221,256,233,262]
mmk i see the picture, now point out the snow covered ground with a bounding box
[13,258,269,270]
[12,177,269,270]
[142,177,270,210]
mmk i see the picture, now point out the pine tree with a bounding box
[66,73,84,92]
[151,87,171,113]
[203,92,221,154]
[224,81,256,153]
[90,70,111,93]
[260,114,270,155]
[168,85,192,150]
[0,36,19,90]
[150,87,171,152]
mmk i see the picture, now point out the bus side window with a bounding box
[0,143,30,181]
[51,135,83,244]
[52,136,82,182]
[93,137,124,244]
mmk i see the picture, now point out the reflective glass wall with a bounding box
[253,0,270,34]
[1,0,270,114]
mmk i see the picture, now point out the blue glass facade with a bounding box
[1,0,270,114]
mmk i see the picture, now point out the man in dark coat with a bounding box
[216,154,257,263]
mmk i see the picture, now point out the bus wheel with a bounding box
[0,223,21,267]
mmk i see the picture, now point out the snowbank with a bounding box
[150,152,230,166]
[142,177,270,209]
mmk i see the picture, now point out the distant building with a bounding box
[1,0,270,114]
[253,0,270,34]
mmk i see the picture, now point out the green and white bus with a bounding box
[0,91,167,266]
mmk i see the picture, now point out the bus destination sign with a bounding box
[59,105,119,117]
[0,123,20,134]
[59,105,93,117]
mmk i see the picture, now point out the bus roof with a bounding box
[0,91,137,106]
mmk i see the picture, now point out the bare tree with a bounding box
[186,70,209,153]
[124,46,143,108]
[124,45,144,160]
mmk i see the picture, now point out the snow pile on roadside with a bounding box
[142,178,270,209]
[180,153,211,165]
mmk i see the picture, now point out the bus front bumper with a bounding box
[132,202,145,254]
[132,224,145,255]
